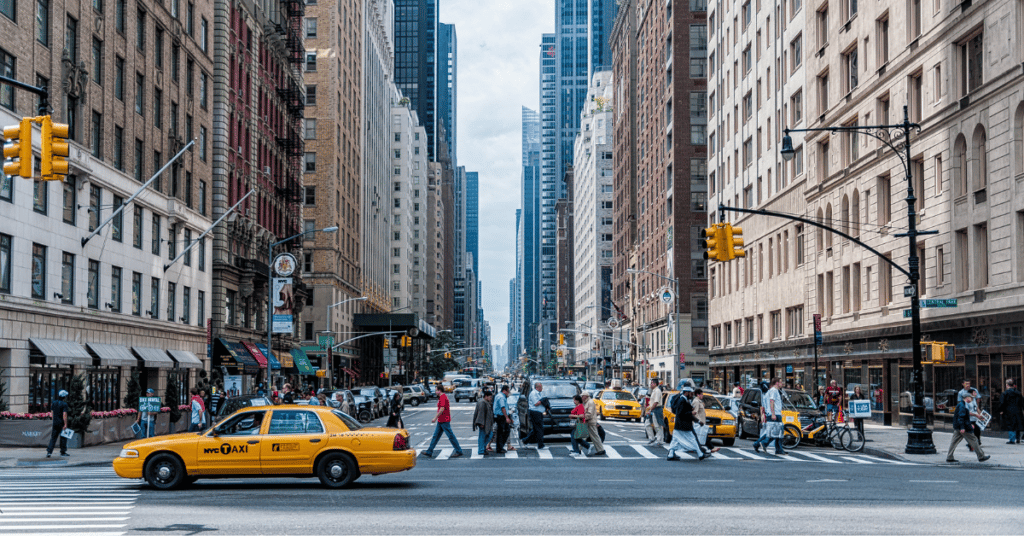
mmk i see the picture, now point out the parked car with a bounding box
[215,395,272,422]
[715,395,741,418]
[402,385,428,406]
[583,381,605,392]
[516,380,581,439]
[453,379,484,402]
[351,394,377,423]
[661,391,737,446]
[736,388,821,442]
[354,386,387,418]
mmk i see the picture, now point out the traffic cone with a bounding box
[837,409,845,423]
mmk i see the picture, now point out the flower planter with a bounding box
[1,406,190,447]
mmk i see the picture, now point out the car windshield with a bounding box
[331,410,363,431]
[543,384,580,398]
[700,395,724,410]
[783,390,817,411]
[601,391,636,401]
[358,389,377,397]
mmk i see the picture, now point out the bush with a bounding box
[0,368,8,412]
[66,374,92,435]
[123,371,141,411]
[165,376,182,423]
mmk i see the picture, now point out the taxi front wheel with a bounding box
[145,453,186,490]
[317,452,358,488]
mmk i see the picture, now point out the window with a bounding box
[876,15,889,66]
[0,233,10,293]
[818,71,829,115]
[114,56,124,100]
[31,244,46,299]
[91,38,103,85]
[972,126,987,192]
[843,46,858,92]
[770,311,782,339]
[954,134,968,196]
[167,281,175,322]
[134,73,144,115]
[304,152,316,172]
[199,126,207,160]
[816,4,829,49]
[87,259,99,309]
[305,118,316,140]
[200,17,208,52]
[974,224,989,287]
[155,28,163,68]
[304,186,316,205]
[182,286,190,324]
[171,45,179,81]
[33,179,48,214]
[959,32,983,97]
[880,254,893,305]
[136,8,145,50]
[305,17,317,38]
[909,72,923,122]
[844,0,857,20]
[151,214,160,255]
[167,223,176,260]
[793,145,804,176]
[2,0,15,22]
[109,266,121,312]
[790,35,802,71]
[150,277,160,318]
[936,246,945,286]
[305,85,316,106]
[86,185,100,231]
[198,237,205,271]
[197,290,205,325]
[37,0,50,45]
[0,48,14,110]
[843,118,859,165]
[182,228,192,266]
[132,206,143,249]
[787,306,804,337]
[819,139,830,180]
[62,180,77,225]
[908,0,921,40]
[690,91,707,144]
[305,52,316,72]
[66,15,78,61]
[115,0,124,32]
[186,2,194,34]
[199,72,207,108]
[131,271,142,315]
[955,229,969,291]
[796,225,805,264]
[61,252,74,304]
[690,24,707,78]
[1,167,11,203]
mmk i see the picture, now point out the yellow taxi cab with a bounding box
[113,405,415,490]
[661,390,738,446]
[594,389,643,422]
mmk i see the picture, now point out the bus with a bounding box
[460,367,483,379]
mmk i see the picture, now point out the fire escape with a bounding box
[277,0,305,242]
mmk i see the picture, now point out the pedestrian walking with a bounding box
[316,392,328,407]
[135,388,159,439]
[524,382,547,450]
[420,389,464,458]
[209,387,224,422]
[492,385,513,454]
[946,391,990,463]
[850,386,868,435]
[188,388,207,432]
[386,391,404,428]
[965,388,984,451]
[46,390,71,458]
[731,382,743,398]
[998,379,1023,444]
[506,393,521,451]
[692,388,720,457]
[647,379,665,446]
[666,387,706,460]
[754,378,787,455]
[569,395,592,458]
[581,391,606,456]
[824,380,844,419]
[473,391,495,455]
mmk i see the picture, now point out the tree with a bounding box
[123,371,141,411]
[0,368,8,412]
[165,373,182,424]
[66,374,92,435]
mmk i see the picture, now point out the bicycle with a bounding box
[801,413,849,450]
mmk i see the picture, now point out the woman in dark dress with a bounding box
[998,379,1024,444]
[386,391,404,428]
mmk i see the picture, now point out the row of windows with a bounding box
[711,306,804,348]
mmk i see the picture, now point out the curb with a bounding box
[0,460,111,470]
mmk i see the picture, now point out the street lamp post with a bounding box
[628,269,681,387]
[780,105,936,454]
[267,226,338,388]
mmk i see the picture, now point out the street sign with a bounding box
[903,309,913,318]
[139,397,161,413]
[904,285,916,298]
[383,349,398,366]
[318,334,334,349]
[659,287,675,305]
[813,314,822,346]
[920,298,957,308]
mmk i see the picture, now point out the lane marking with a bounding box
[792,452,843,464]
[697,479,735,482]
[598,479,634,482]
[405,479,445,482]
[708,449,739,460]
[807,479,849,483]
[504,479,541,482]
[841,456,874,464]
[0,524,127,530]
[436,448,453,460]
[537,449,554,459]
[909,480,959,483]
[631,445,659,459]
[725,447,774,461]
[504,450,519,459]
[604,446,623,459]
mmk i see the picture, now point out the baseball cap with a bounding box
[58,389,68,397]
[681,386,694,393]
[146,388,155,394]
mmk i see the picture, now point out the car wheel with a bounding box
[600,410,607,421]
[317,452,358,489]
[358,410,372,423]
[144,453,186,490]
[410,398,420,407]
[722,438,736,446]
[454,397,460,403]
[736,416,747,439]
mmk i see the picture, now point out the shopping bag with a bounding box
[573,421,590,440]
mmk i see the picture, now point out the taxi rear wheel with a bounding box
[357,410,372,423]
[145,453,186,490]
[317,452,358,488]
[600,409,607,421]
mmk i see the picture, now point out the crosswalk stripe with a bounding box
[603,446,623,459]
[0,507,134,512]
[537,448,553,459]
[504,450,519,459]
[630,445,659,459]
[793,452,843,464]
[707,449,739,460]
[841,456,874,464]
[725,447,775,460]
[436,448,453,460]
[0,524,127,531]
[776,453,807,462]
[0,516,130,521]
[856,456,916,465]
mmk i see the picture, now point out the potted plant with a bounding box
[65,374,92,448]
[165,375,182,432]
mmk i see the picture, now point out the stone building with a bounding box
[389,92,429,317]
[1,0,214,412]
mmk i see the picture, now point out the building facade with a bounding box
[707,0,1024,432]
[393,0,437,158]
[1,0,214,412]
[389,95,429,316]
[437,22,456,163]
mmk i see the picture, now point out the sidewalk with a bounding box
[860,422,1024,470]
[0,441,126,469]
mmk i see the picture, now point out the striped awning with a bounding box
[29,338,92,366]
[131,347,175,369]
[168,350,203,369]
[86,343,139,367]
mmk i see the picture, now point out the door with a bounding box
[195,411,266,475]
[261,409,328,474]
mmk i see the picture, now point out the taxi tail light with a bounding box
[393,433,409,450]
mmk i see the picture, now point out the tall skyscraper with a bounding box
[537,33,558,357]
[520,103,544,355]
[394,0,439,159]
[437,23,458,163]
[466,171,479,276]
[589,0,618,75]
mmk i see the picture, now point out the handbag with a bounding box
[573,420,590,440]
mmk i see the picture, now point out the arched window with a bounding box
[1014,103,1024,178]
[953,134,968,196]
[852,189,861,238]
[841,195,851,235]
[971,124,987,192]
[816,208,824,252]
[825,204,834,249]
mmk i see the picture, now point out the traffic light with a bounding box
[40,115,69,180]
[725,224,745,260]
[445,352,451,359]
[925,342,955,363]
[315,369,327,378]
[383,338,390,348]
[699,224,724,262]
[481,349,485,356]
[559,333,565,345]
[3,118,33,178]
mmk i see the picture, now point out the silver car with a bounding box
[453,379,483,402]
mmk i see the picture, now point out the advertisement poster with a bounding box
[272,277,294,333]
[224,375,243,397]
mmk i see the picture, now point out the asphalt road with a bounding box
[5,398,1021,535]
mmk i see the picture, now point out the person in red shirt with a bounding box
[420,391,464,458]
[824,380,844,419]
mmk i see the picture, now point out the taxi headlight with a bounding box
[722,419,736,425]
[119,449,139,458]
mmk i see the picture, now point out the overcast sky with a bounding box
[442,0,552,347]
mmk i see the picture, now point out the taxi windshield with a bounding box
[784,390,817,411]
[331,410,363,431]
[601,391,636,401]
[700,395,724,410]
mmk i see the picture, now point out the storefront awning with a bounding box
[341,367,357,378]
[290,348,316,375]
[216,339,259,374]
[239,342,269,369]
[86,343,139,367]
[167,350,204,369]
[131,347,175,369]
[254,343,282,370]
[29,338,93,366]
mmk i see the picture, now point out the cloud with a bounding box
[442,0,552,346]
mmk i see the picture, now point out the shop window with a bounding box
[88,368,122,411]
[29,366,73,413]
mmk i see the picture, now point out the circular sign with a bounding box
[273,253,297,276]
[607,318,620,329]
[659,287,675,305]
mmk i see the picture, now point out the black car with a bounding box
[736,388,822,439]
[516,380,581,439]
[215,395,272,422]
[354,386,387,418]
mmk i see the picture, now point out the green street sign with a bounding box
[318,334,334,349]
[920,299,957,308]
[903,309,913,318]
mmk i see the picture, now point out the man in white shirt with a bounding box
[759,378,787,456]
[647,379,664,445]
[525,382,547,450]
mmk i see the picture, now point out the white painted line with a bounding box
[504,479,541,482]
[631,445,659,459]
[471,450,485,459]
[504,450,519,459]
[909,480,959,483]
[0,507,134,512]
[807,479,849,483]
[601,445,622,459]
[860,456,918,465]
[725,447,773,460]
[841,456,874,464]
[697,479,735,482]
[0,533,126,536]
[598,479,635,482]
[537,448,553,459]
[0,516,130,521]
[405,479,445,482]
[706,449,739,460]
[436,448,453,460]
[793,452,843,464]
[0,524,127,530]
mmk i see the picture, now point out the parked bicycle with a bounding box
[798,412,865,452]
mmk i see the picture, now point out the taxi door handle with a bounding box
[309,438,322,443]
[247,440,260,445]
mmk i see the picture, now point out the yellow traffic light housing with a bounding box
[559,333,565,345]
[40,116,69,180]
[315,369,327,378]
[3,118,33,178]
[725,224,745,260]
[383,338,390,348]
[445,352,452,359]
[699,224,725,262]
